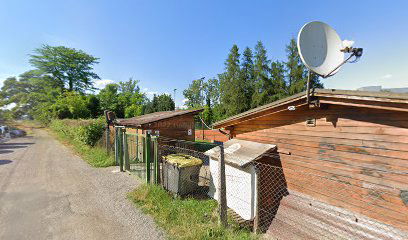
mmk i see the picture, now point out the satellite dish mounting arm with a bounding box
[323,47,363,78]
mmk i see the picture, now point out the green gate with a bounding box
[115,127,159,184]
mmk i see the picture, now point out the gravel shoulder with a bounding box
[0,129,164,240]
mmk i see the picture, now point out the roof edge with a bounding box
[213,88,408,128]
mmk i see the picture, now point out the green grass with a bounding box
[128,184,258,240]
[49,125,115,167]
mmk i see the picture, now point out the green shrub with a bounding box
[75,119,105,146]
[49,118,114,167]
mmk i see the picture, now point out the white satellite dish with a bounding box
[298,21,344,77]
[297,21,363,102]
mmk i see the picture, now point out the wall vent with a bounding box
[306,118,316,127]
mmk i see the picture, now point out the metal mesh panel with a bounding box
[157,137,219,197]
[226,158,408,239]
[95,128,115,155]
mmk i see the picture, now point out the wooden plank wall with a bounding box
[232,104,408,232]
[139,114,196,141]
[195,129,230,142]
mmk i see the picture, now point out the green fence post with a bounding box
[145,133,151,184]
[153,137,159,184]
[119,128,124,172]
[124,132,130,171]
[136,134,139,162]
[114,127,118,166]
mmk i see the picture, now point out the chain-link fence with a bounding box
[114,130,407,239]
[95,126,115,155]
[156,137,219,198]
[224,158,408,239]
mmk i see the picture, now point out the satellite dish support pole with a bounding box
[306,70,311,105]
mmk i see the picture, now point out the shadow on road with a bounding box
[0,160,12,165]
[0,142,35,154]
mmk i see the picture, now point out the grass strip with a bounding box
[49,125,115,167]
[128,184,257,240]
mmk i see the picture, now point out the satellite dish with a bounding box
[297,21,363,78]
[297,21,363,104]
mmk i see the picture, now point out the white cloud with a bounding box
[142,87,158,96]
[94,79,115,89]
[342,40,355,48]
[381,74,392,79]
[182,99,189,103]
[146,91,158,95]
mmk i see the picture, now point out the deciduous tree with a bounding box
[29,45,100,93]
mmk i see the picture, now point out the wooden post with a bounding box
[218,145,227,227]
[145,133,151,184]
[202,114,205,140]
[253,166,260,233]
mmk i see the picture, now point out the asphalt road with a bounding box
[0,129,164,240]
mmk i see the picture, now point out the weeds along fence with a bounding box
[113,127,408,239]
[95,125,115,155]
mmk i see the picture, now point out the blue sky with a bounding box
[1,0,407,107]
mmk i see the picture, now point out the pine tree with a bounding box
[270,61,287,101]
[240,47,255,111]
[252,41,271,107]
[219,44,247,117]
[285,38,323,95]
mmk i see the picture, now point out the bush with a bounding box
[75,119,105,146]
[49,118,114,167]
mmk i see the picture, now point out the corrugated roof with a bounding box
[205,139,276,168]
[213,89,408,128]
[117,109,203,127]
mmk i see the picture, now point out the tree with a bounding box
[117,78,146,118]
[87,95,100,118]
[0,70,61,121]
[183,78,205,109]
[241,47,255,109]
[252,41,271,107]
[144,93,175,114]
[53,92,90,119]
[270,61,287,101]
[29,45,100,93]
[157,94,175,111]
[285,38,323,95]
[98,84,121,116]
[219,44,247,117]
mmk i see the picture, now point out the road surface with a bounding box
[0,129,164,240]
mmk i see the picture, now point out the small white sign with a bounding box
[187,129,192,135]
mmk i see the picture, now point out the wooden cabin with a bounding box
[116,109,203,141]
[212,89,408,239]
